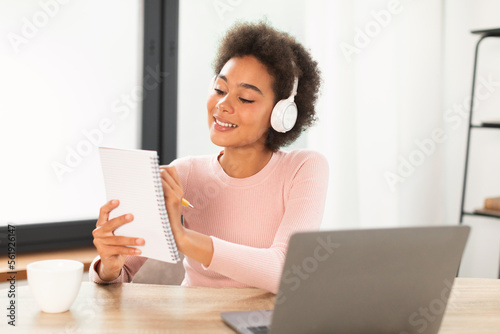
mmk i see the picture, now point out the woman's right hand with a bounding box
[92,200,144,281]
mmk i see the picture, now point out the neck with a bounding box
[219,147,274,178]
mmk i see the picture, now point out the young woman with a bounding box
[90,22,328,294]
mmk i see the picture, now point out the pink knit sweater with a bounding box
[89,149,329,293]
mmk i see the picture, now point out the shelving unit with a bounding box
[459,28,500,223]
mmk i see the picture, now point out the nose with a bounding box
[216,95,234,114]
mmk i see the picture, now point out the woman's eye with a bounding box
[214,88,225,95]
[239,98,254,104]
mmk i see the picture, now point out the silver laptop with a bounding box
[221,225,470,334]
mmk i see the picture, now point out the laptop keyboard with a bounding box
[247,325,270,334]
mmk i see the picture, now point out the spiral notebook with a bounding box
[98,147,180,263]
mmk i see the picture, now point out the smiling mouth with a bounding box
[214,117,238,128]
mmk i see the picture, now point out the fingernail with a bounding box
[111,200,117,205]
[126,214,133,220]
[136,238,144,245]
[135,249,141,255]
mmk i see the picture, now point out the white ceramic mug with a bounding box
[27,259,83,313]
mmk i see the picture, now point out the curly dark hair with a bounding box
[213,21,322,152]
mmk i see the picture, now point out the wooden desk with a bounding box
[0,278,499,333]
[1,282,274,333]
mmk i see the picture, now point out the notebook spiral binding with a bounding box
[151,156,180,262]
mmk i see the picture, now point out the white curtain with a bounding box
[303,0,446,230]
[178,0,500,277]
[301,0,500,278]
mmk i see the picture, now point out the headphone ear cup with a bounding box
[271,100,298,133]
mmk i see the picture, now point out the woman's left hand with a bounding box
[159,165,214,266]
[159,165,186,245]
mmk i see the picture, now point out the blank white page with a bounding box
[98,147,179,263]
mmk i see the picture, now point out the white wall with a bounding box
[443,0,500,278]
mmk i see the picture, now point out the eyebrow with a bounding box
[218,74,264,96]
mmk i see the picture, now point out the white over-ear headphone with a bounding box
[270,77,298,133]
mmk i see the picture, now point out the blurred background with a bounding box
[1,0,500,278]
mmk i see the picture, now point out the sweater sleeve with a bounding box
[204,152,329,293]
[88,255,147,284]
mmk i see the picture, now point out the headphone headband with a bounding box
[289,77,298,101]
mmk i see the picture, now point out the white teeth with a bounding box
[215,118,237,128]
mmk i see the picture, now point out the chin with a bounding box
[209,133,228,148]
